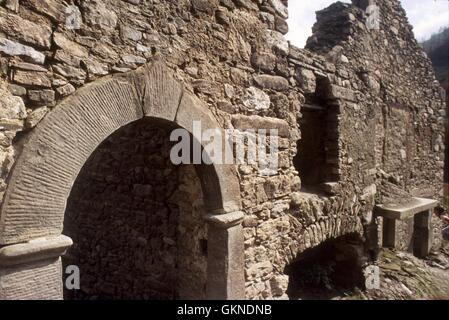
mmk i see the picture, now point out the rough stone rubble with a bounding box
[0,0,446,299]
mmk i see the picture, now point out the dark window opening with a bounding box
[294,76,340,193]
[199,238,208,257]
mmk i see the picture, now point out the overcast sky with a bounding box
[286,0,449,47]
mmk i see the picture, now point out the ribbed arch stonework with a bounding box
[0,61,241,245]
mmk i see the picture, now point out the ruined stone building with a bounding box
[0,0,446,300]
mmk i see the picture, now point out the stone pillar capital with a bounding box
[0,235,72,267]
[204,211,244,229]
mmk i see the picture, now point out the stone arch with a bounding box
[0,61,244,300]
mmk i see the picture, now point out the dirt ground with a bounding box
[343,241,449,300]
[287,240,449,300]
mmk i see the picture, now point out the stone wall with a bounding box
[303,0,446,260]
[307,0,445,200]
[0,0,445,300]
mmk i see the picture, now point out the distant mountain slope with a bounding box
[422,28,449,88]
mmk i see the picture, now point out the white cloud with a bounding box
[402,0,449,41]
[286,0,449,47]
[286,0,350,48]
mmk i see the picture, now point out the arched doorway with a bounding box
[0,61,244,300]
[63,118,207,300]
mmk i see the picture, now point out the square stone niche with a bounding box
[374,198,438,258]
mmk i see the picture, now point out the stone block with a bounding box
[12,70,51,88]
[242,86,271,111]
[26,0,69,22]
[254,74,289,91]
[265,30,289,56]
[28,89,55,106]
[25,106,49,129]
[191,0,219,15]
[231,114,290,138]
[0,11,52,49]
[296,68,316,94]
[0,38,45,64]
[269,0,288,18]
[207,223,245,299]
[0,86,26,120]
[0,258,63,300]
[80,0,118,31]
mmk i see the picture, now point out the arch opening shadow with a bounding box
[284,233,366,300]
[63,117,208,300]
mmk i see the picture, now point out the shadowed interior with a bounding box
[62,118,207,300]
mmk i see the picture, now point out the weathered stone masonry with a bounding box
[0,0,445,299]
